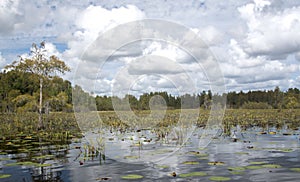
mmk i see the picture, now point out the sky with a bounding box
[1,0,300,96]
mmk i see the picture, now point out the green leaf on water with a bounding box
[245,165,263,170]
[124,155,139,160]
[0,174,11,179]
[209,176,231,181]
[208,161,225,166]
[0,158,10,161]
[33,154,55,159]
[5,162,20,167]
[179,171,207,178]
[279,148,293,152]
[228,167,245,171]
[290,168,300,172]
[262,164,282,168]
[157,165,169,169]
[249,161,267,165]
[121,174,143,179]
[34,163,52,167]
[230,171,244,175]
[182,161,200,165]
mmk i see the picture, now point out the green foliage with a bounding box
[241,102,272,109]
[5,42,70,77]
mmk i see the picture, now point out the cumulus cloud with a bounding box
[191,26,224,46]
[0,0,20,35]
[1,0,300,95]
[239,0,300,59]
[64,5,145,59]
[127,55,183,75]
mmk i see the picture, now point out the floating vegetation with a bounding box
[5,162,20,167]
[0,157,10,161]
[96,177,112,181]
[262,164,282,168]
[124,156,139,160]
[1,109,300,181]
[249,161,267,165]
[0,174,11,179]
[32,154,55,159]
[182,161,200,165]
[121,174,144,179]
[228,167,245,171]
[230,171,244,175]
[279,148,294,152]
[157,165,169,169]
[290,168,300,172]
[209,176,231,181]
[245,165,263,170]
[35,163,52,167]
[179,171,207,178]
[208,161,225,166]
[185,151,209,157]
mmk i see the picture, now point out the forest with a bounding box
[1,68,299,112]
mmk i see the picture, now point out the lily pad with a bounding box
[186,151,208,157]
[124,156,139,160]
[279,148,293,152]
[208,161,225,166]
[121,174,143,179]
[249,161,267,165]
[246,165,263,170]
[290,168,300,172]
[0,158,10,161]
[179,171,207,178]
[262,164,282,168]
[17,161,38,166]
[35,163,52,167]
[199,156,209,160]
[33,154,55,159]
[182,161,200,165]
[209,176,231,181]
[157,165,169,169]
[0,174,11,179]
[228,167,245,171]
[230,171,244,175]
[5,162,20,167]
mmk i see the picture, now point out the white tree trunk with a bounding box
[38,78,43,129]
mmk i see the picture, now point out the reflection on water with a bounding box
[1,126,300,181]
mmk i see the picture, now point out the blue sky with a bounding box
[1,0,300,96]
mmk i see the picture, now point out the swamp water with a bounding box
[1,127,300,181]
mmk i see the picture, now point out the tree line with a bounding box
[1,42,300,114]
[2,69,300,112]
[94,87,300,110]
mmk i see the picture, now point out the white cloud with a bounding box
[0,52,6,68]
[127,55,183,75]
[64,5,145,59]
[0,0,20,35]
[1,0,300,95]
[191,26,224,46]
[238,0,300,59]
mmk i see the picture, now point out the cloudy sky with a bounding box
[1,0,300,96]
